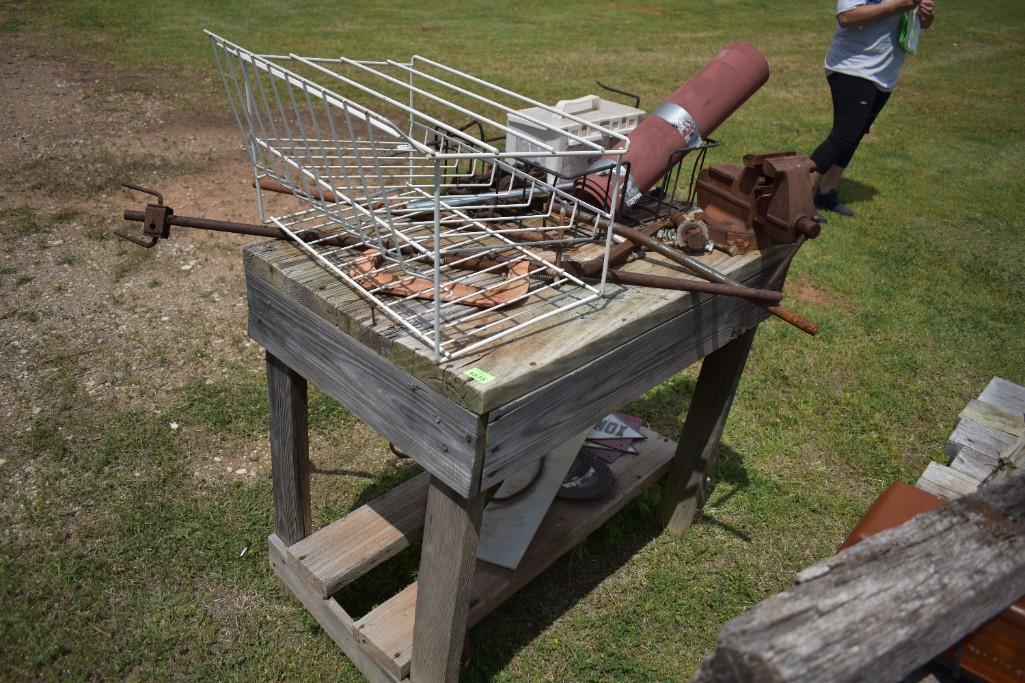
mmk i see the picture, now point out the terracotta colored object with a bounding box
[348,250,531,308]
[843,482,1025,682]
[576,41,770,210]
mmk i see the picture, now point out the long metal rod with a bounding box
[605,269,784,303]
[611,224,818,336]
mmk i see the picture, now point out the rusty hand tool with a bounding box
[563,216,673,278]
[611,223,818,336]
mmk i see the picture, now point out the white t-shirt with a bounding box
[824,0,906,91]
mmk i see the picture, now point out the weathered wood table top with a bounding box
[244,238,783,496]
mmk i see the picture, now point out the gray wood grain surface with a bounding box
[289,471,431,598]
[268,534,398,683]
[267,352,312,545]
[978,376,1025,418]
[481,284,767,489]
[411,479,485,683]
[916,460,979,501]
[248,269,484,497]
[690,470,1025,683]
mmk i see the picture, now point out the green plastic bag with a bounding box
[898,9,921,55]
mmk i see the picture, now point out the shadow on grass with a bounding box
[839,177,880,206]
[466,443,753,681]
[702,444,754,543]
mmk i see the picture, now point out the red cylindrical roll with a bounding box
[577,41,770,210]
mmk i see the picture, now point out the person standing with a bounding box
[810,0,935,218]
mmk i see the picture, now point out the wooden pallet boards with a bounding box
[928,376,1025,496]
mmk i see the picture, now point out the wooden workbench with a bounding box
[245,236,785,682]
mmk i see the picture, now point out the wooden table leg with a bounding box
[266,351,312,546]
[411,477,485,682]
[661,328,757,535]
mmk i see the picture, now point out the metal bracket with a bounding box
[117,182,172,248]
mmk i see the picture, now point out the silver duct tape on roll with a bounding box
[651,102,703,149]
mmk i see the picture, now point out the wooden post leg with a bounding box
[411,477,485,683]
[661,328,757,535]
[266,351,311,546]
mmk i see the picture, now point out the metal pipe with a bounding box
[605,269,783,303]
[577,41,770,210]
[611,224,818,336]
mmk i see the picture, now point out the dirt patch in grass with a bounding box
[0,33,314,493]
[787,279,852,309]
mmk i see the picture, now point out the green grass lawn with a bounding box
[2,1,1024,680]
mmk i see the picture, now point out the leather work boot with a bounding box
[814,188,855,217]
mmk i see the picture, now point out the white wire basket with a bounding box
[208,31,629,363]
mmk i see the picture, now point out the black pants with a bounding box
[810,72,891,174]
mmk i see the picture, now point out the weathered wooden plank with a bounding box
[959,399,1025,439]
[978,376,1025,419]
[916,461,979,501]
[466,249,783,413]
[987,433,1025,485]
[289,472,431,598]
[690,470,1025,683]
[247,268,484,497]
[661,328,756,535]
[945,415,1017,461]
[410,479,485,683]
[244,239,784,414]
[481,276,769,489]
[267,352,312,545]
[950,447,1001,482]
[355,583,418,680]
[268,534,399,683]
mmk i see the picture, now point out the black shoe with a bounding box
[814,189,854,217]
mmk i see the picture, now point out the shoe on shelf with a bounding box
[814,189,855,217]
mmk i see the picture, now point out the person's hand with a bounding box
[917,0,935,27]
[892,0,920,9]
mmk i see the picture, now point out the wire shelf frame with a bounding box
[207,32,630,363]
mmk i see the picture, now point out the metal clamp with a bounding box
[117,182,172,248]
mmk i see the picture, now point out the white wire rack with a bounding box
[208,31,629,362]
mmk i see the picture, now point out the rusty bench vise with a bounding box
[688,151,821,255]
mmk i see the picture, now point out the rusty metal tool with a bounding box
[694,151,822,254]
[604,269,783,303]
[610,223,819,336]
[564,216,673,278]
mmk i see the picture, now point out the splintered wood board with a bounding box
[916,461,979,501]
[244,238,785,414]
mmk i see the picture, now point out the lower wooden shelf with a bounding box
[271,426,678,682]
